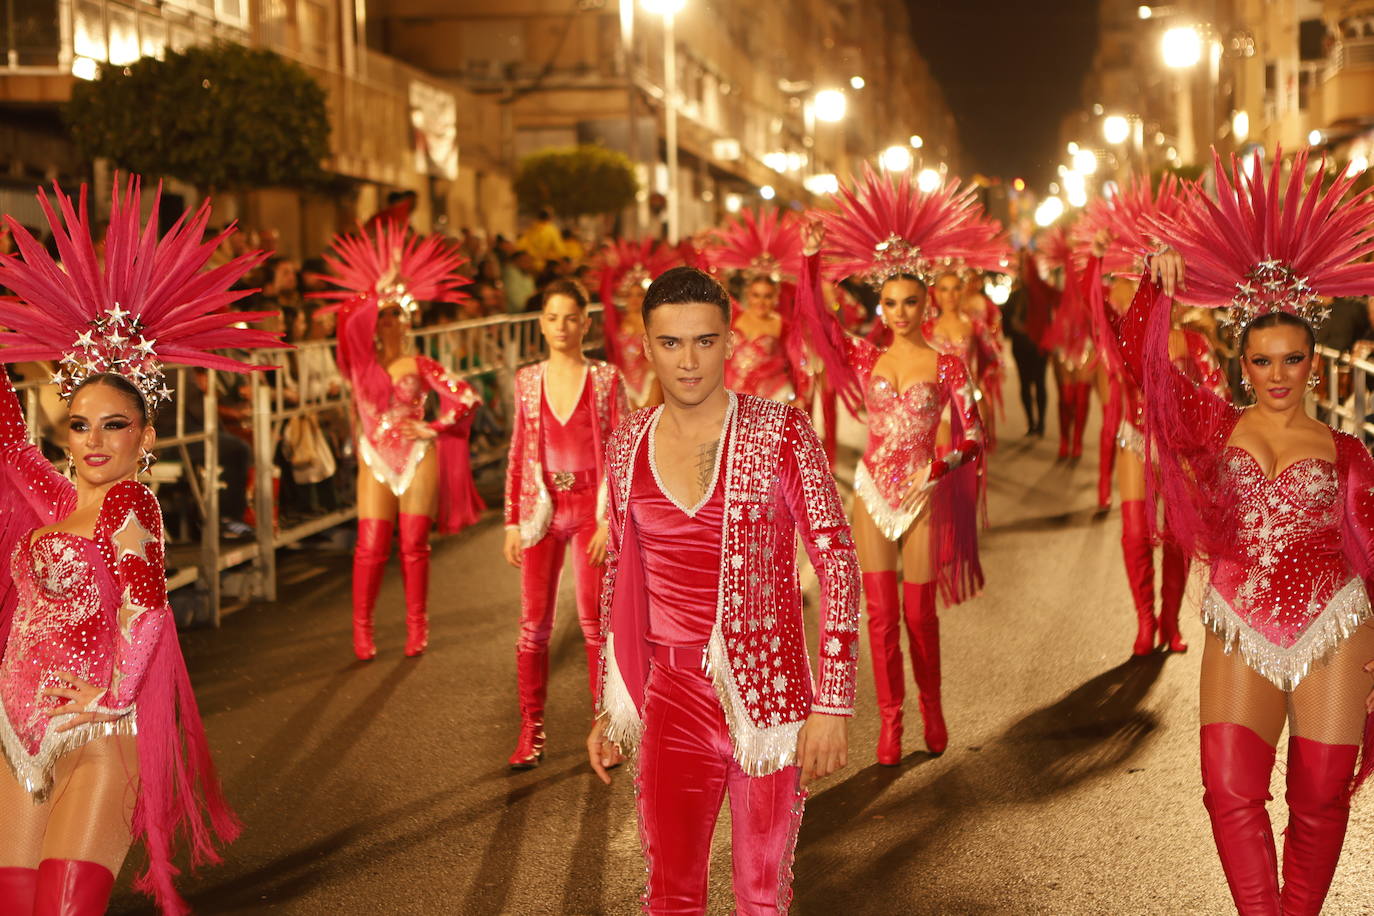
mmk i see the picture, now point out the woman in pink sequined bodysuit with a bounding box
[1125,263,1374,915]
[338,297,482,661]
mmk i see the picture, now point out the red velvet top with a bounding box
[542,373,596,473]
[630,426,724,647]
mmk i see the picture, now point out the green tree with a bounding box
[514,145,638,217]
[65,42,330,192]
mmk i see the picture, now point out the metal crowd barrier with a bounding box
[1313,344,1374,445]
[13,307,602,627]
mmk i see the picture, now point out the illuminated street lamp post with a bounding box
[1162,24,1216,165]
[643,0,685,241]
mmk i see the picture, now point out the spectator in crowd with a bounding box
[560,228,586,262]
[1317,296,1370,353]
[503,249,538,313]
[516,207,566,271]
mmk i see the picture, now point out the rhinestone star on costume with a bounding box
[817,165,1008,289]
[0,177,279,405]
[1155,147,1374,333]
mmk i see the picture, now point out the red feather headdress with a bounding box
[0,177,278,408]
[705,207,805,283]
[310,219,471,316]
[1074,174,1188,276]
[594,238,681,304]
[1156,148,1374,330]
[818,165,1005,287]
[1034,224,1076,275]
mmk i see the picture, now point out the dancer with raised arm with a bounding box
[311,223,484,660]
[504,278,627,769]
[1081,176,1227,655]
[587,266,859,914]
[0,178,277,914]
[798,167,994,763]
[1124,149,1374,914]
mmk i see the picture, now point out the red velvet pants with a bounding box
[516,487,601,652]
[635,659,806,915]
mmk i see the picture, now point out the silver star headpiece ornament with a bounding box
[377,281,419,317]
[617,264,653,296]
[52,304,170,409]
[1218,258,1329,333]
[857,233,931,289]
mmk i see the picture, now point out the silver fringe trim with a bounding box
[704,626,805,778]
[1200,578,1372,692]
[518,464,553,549]
[853,461,916,542]
[0,707,138,803]
[600,632,644,752]
[1117,421,1145,458]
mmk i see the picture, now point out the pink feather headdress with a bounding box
[1156,148,1374,331]
[705,207,805,283]
[594,238,681,303]
[310,219,471,316]
[0,177,278,409]
[1034,225,1076,274]
[1074,174,1188,276]
[818,165,1006,287]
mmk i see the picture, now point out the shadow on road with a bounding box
[795,654,1167,914]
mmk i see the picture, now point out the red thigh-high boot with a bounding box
[903,581,947,755]
[509,647,549,769]
[1158,539,1190,653]
[1201,723,1281,916]
[0,867,37,912]
[1070,382,1091,459]
[863,571,904,765]
[1056,377,1073,460]
[398,513,433,657]
[1279,736,1359,915]
[352,518,393,660]
[1120,500,1156,656]
[32,859,115,916]
[1098,386,1121,510]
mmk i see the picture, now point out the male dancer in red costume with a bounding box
[504,279,628,768]
[586,267,860,913]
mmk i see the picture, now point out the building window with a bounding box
[2,0,61,67]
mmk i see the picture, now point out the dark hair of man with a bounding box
[642,266,731,325]
[72,372,152,425]
[1239,310,1316,356]
[542,278,590,311]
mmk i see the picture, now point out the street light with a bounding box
[1034,197,1065,227]
[1072,148,1098,174]
[881,145,913,172]
[916,168,941,192]
[849,75,865,90]
[1162,26,1203,69]
[1103,115,1131,145]
[814,89,847,123]
[1232,110,1250,144]
[1308,129,1325,146]
[909,134,923,149]
[642,0,687,240]
[760,185,776,200]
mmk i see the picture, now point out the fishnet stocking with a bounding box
[1200,623,1374,748]
[0,735,138,872]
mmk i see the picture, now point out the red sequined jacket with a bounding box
[596,392,861,776]
[504,359,628,547]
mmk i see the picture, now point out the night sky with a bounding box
[907,0,1100,185]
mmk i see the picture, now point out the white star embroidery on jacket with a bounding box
[113,510,156,563]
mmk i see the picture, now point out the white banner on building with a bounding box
[409,81,459,180]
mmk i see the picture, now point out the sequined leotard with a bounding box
[1120,277,1374,690]
[0,374,168,799]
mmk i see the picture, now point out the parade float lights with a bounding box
[881,145,913,172]
[916,168,941,193]
[814,89,847,123]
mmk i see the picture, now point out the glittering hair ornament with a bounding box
[706,207,805,283]
[818,165,1006,287]
[1156,148,1374,333]
[310,220,471,406]
[0,177,278,407]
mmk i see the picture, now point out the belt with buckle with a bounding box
[544,469,596,491]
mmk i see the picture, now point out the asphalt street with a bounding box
[109,399,1374,915]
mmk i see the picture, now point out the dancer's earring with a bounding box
[66,453,75,477]
[138,450,156,477]
[1306,372,1320,391]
